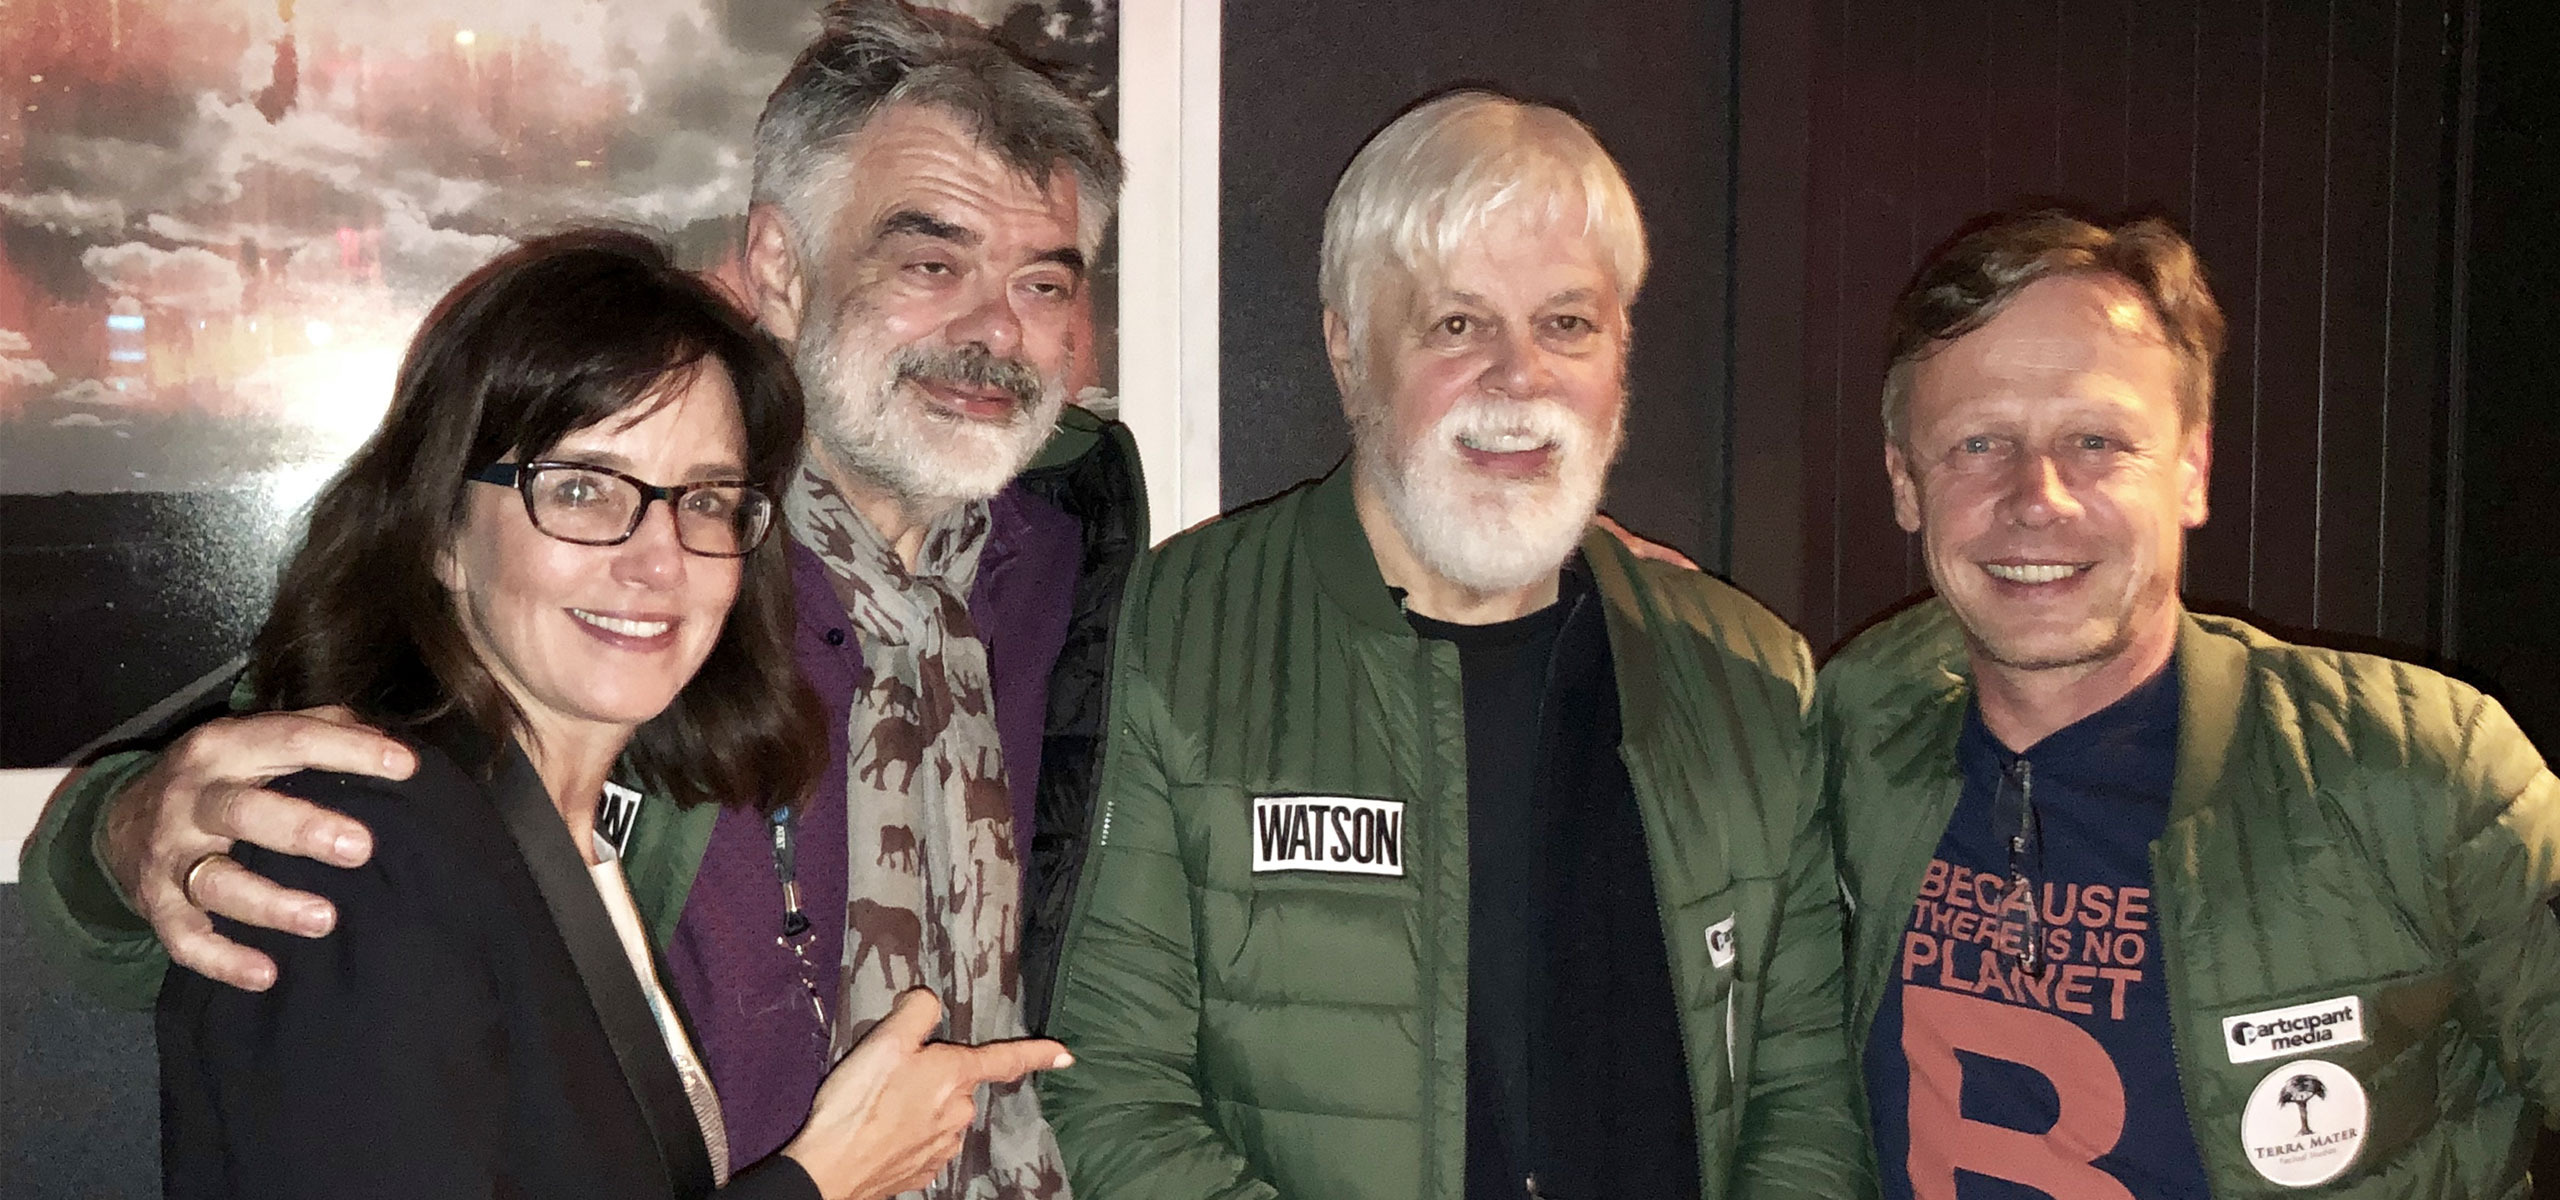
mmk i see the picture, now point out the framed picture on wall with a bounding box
[0,0,1118,770]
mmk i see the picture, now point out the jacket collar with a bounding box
[1838,599,1975,791]
[2169,610,2249,825]
[1301,462,1430,635]
[1300,462,1626,648]
[1579,522,1669,738]
[1854,601,2242,808]
[1310,457,1413,631]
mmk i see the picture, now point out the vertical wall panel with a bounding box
[1986,0,2067,199]
[1907,4,1991,249]
[2181,0,2268,616]
[2378,0,2450,652]
[2058,0,2134,207]
[2245,0,2334,625]
[1726,0,1816,619]
[1797,0,1852,642]
[1835,0,1926,633]
[1604,4,1737,566]
[2314,0,2398,637]
[2457,0,2560,747]
[2122,0,2202,215]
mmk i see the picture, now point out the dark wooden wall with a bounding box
[2454,0,2559,747]
[2456,13,2560,1185]
[1772,0,2465,656]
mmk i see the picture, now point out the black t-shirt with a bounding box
[1406,562,1699,1200]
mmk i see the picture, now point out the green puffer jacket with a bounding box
[1040,467,1868,1200]
[1822,600,2560,1198]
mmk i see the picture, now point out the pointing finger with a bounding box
[960,1037,1074,1085]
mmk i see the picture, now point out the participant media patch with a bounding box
[2222,995,2365,1064]
[1251,796,1405,876]
[2239,1058,2367,1188]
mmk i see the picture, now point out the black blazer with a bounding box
[156,720,817,1200]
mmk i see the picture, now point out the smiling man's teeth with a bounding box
[1457,429,1550,453]
[1982,563,2080,584]
[573,609,671,638]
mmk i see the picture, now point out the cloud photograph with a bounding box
[0,0,1111,766]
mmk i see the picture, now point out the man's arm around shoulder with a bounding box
[17,708,413,1005]
[19,751,168,1006]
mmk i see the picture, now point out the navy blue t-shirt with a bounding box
[1863,664,2211,1200]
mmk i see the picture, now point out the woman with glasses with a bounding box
[156,230,1058,1200]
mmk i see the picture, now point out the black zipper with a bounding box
[1405,596,1455,1200]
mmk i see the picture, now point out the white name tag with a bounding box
[1705,915,1739,969]
[1251,796,1405,876]
[2223,994,2365,1064]
[598,781,645,857]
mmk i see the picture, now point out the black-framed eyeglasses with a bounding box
[470,461,776,558]
[1991,758,2047,977]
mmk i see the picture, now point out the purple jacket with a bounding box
[663,486,1083,1165]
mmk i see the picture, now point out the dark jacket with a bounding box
[157,721,816,1200]
[1824,601,2560,1199]
[1040,467,1867,1200]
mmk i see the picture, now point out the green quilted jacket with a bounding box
[1039,467,1868,1200]
[1822,600,2560,1198]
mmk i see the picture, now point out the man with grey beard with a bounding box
[21,3,1142,1195]
[1038,90,1866,1200]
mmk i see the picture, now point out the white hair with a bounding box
[1319,91,1647,354]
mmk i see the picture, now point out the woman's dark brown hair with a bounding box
[248,228,824,812]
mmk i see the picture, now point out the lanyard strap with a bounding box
[767,806,830,1040]
[769,806,811,937]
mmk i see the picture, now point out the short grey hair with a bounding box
[750,0,1125,261]
[1883,210,2225,446]
[1319,91,1647,352]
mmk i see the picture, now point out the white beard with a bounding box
[1358,394,1622,596]
[795,295,1066,506]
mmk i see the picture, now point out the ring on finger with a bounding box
[180,851,233,909]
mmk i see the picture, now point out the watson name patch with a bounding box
[1251,796,1406,876]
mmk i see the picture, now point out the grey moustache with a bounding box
[897,345,1042,408]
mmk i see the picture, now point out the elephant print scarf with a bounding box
[783,467,1069,1200]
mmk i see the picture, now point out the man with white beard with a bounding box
[21,3,1144,1195]
[1037,91,1867,1200]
